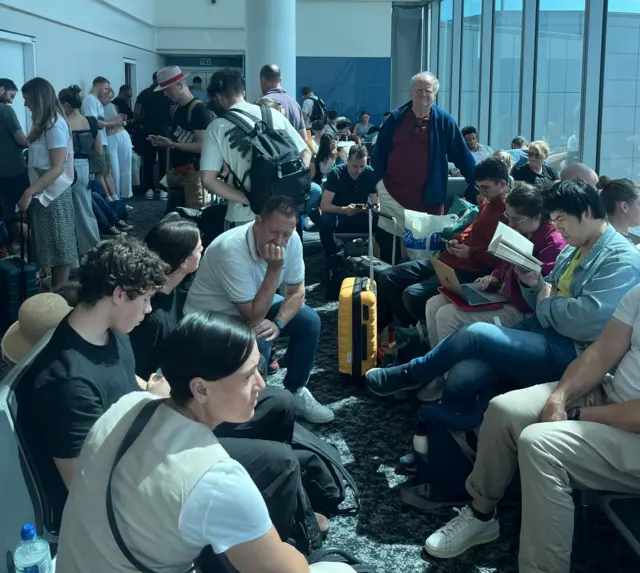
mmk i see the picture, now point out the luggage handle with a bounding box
[368,206,397,267]
[18,211,31,301]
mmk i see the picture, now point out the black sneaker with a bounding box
[116,220,134,231]
[365,364,422,397]
[101,226,124,238]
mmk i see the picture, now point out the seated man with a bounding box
[367,181,640,421]
[15,238,309,538]
[184,195,333,424]
[423,284,640,572]
[319,144,379,256]
[377,157,509,328]
[461,125,493,164]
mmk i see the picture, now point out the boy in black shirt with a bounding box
[16,238,169,531]
[319,144,379,255]
[149,66,211,209]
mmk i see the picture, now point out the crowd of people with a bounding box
[2,63,640,573]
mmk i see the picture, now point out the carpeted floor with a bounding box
[3,196,639,572]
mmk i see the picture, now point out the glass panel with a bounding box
[534,0,585,159]
[438,0,454,112]
[460,0,482,129]
[598,1,640,181]
[489,0,523,149]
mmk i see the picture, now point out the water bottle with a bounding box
[13,524,52,573]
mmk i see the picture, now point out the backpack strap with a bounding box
[259,104,274,130]
[218,108,258,135]
[186,98,201,123]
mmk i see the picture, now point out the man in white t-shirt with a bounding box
[200,69,311,228]
[81,76,125,198]
[301,86,320,130]
[422,285,640,571]
[185,195,333,424]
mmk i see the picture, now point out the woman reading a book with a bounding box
[424,182,566,348]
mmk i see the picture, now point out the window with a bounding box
[534,0,585,155]
[489,0,523,149]
[459,0,482,129]
[438,0,454,112]
[598,1,640,181]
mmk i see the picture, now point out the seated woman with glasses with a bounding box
[425,182,566,348]
[512,140,558,188]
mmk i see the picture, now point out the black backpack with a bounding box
[307,96,328,124]
[293,423,360,516]
[219,106,311,214]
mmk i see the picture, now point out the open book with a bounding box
[488,222,543,273]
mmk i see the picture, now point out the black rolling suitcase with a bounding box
[0,214,38,330]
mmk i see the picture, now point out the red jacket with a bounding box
[439,196,507,274]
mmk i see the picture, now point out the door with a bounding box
[0,38,27,131]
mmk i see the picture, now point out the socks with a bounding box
[471,505,496,522]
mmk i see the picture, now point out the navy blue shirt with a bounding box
[324,163,377,207]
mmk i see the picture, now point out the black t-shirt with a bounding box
[15,316,139,530]
[170,99,211,168]
[512,163,558,189]
[324,163,377,206]
[135,85,172,135]
[129,289,184,381]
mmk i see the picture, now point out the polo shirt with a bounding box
[265,88,306,133]
[184,221,305,316]
[324,163,377,206]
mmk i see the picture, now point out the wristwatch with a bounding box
[273,318,285,332]
[566,407,581,421]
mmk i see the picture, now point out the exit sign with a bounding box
[199,58,212,66]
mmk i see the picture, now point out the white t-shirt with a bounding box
[28,114,74,206]
[200,101,308,223]
[302,97,315,129]
[81,93,108,146]
[610,285,640,403]
[184,220,305,316]
[179,457,272,554]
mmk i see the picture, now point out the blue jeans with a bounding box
[306,182,322,213]
[411,316,577,418]
[256,294,321,392]
[91,192,118,232]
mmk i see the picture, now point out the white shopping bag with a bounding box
[403,209,459,260]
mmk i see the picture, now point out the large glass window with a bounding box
[534,0,585,156]
[438,0,454,112]
[489,0,522,149]
[459,0,482,129]
[598,1,640,181]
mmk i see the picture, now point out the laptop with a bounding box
[430,257,508,307]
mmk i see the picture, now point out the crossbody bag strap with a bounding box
[106,399,195,573]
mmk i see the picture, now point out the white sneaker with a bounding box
[160,190,168,201]
[144,189,155,200]
[294,387,335,424]
[424,506,499,559]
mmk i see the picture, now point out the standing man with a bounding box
[199,68,310,230]
[301,86,325,130]
[145,66,210,210]
[112,85,134,134]
[134,72,173,200]
[190,75,207,102]
[372,72,476,262]
[185,195,333,424]
[260,64,306,140]
[0,78,28,247]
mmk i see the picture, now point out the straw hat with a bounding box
[154,66,191,92]
[1,293,72,365]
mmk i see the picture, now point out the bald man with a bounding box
[561,162,599,188]
[259,64,306,138]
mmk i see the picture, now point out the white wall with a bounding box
[297,1,392,58]
[100,0,155,25]
[0,1,163,97]
[155,0,245,28]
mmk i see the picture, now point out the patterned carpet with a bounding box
[2,196,638,572]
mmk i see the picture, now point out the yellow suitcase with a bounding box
[338,208,377,379]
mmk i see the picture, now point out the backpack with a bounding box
[308,547,378,573]
[220,106,311,214]
[307,96,327,124]
[292,423,360,516]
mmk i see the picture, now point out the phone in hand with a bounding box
[355,203,367,210]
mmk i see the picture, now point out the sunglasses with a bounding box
[412,118,427,137]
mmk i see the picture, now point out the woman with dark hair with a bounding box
[20,77,77,289]
[58,85,103,255]
[425,182,567,348]
[598,176,640,239]
[311,134,340,185]
[352,111,372,138]
[57,311,348,573]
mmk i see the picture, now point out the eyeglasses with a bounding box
[504,212,529,226]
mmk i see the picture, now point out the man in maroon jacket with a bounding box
[377,157,509,327]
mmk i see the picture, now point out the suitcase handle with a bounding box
[18,211,31,301]
[367,205,398,267]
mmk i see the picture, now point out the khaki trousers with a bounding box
[466,381,640,573]
[167,168,206,209]
[424,293,527,348]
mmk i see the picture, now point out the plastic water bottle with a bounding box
[13,524,52,573]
